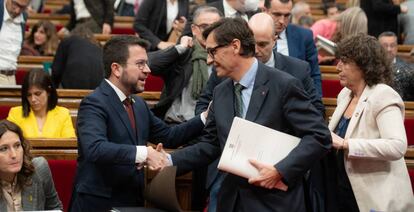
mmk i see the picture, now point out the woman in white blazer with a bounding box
[329,34,414,212]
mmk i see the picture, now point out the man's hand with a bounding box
[146,144,168,171]
[172,16,187,33]
[102,23,112,34]
[179,36,193,49]
[248,159,288,191]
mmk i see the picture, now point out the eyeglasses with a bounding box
[207,44,229,59]
[126,60,150,70]
[194,23,211,31]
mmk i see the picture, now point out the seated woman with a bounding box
[7,69,76,138]
[329,34,414,211]
[20,20,59,56]
[0,120,62,210]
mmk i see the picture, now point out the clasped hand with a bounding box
[145,143,169,171]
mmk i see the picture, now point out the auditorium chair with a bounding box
[47,160,77,212]
[405,118,414,146]
[16,69,27,85]
[0,106,11,120]
[322,79,343,98]
[144,74,164,92]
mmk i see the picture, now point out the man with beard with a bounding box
[70,35,207,211]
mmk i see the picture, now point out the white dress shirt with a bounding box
[276,29,289,56]
[105,79,148,163]
[223,0,248,21]
[0,2,23,70]
[74,0,92,20]
[166,0,179,33]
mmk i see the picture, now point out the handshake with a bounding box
[142,143,171,171]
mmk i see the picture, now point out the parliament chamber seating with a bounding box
[48,159,77,212]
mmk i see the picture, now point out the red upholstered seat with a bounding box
[15,69,27,85]
[409,169,414,193]
[112,27,135,35]
[144,74,164,92]
[405,118,414,146]
[0,106,11,120]
[48,160,77,212]
[322,79,343,98]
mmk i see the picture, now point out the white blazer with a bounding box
[328,84,414,212]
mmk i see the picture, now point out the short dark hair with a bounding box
[378,31,397,40]
[336,33,393,86]
[322,2,338,15]
[103,35,149,78]
[264,0,291,9]
[192,6,223,24]
[22,69,58,117]
[202,17,255,57]
[0,120,34,196]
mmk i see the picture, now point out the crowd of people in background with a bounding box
[0,0,413,211]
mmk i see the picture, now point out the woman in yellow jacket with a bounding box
[7,69,75,138]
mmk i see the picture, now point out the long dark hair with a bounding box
[26,20,59,56]
[21,69,58,117]
[0,120,35,195]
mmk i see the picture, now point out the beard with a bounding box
[120,72,142,94]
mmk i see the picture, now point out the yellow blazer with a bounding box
[7,106,76,139]
[329,84,414,211]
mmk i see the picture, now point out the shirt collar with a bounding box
[105,79,128,102]
[264,51,275,67]
[223,0,238,17]
[279,29,287,40]
[3,2,24,24]
[235,58,258,89]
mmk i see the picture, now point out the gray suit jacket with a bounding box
[0,157,62,211]
[172,62,331,211]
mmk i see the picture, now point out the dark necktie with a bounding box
[234,83,245,117]
[123,97,136,131]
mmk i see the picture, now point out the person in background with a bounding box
[0,0,31,85]
[378,31,414,101]
[323,2,340,19]
[116,0,143,17]
[360,0,408,38]
[330,33,414,211]
[297,15,313,29]
[264,0,322,96]
[52,25,104,89]
[58,0,114,36]
[7,69,75,139]
[291,0,311,25]
[311,7,367,64]
[21,20,59,56]
[399,0,414,44]
[0,120,62,211]
[133,0,189,50]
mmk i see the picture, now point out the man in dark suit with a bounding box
[167,17,331,211]
[263,0,322,96]
[69,36,206,211]
[133,0,189,50]
[194,13,325,211]
[58,0,114,35]
[148,6,222,120]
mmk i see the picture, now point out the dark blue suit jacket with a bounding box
[173,62,331,211]
[70,80,204,211]
[285,24,322,96]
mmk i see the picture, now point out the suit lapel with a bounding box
[344,86,372,139]
[101,81,137,144]
[286,25,297,57]
[21,184,35,210]
[274,51,286,71]
[245,64,269,121]
[328,89,352,131]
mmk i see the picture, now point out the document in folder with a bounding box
[218,117,300,179]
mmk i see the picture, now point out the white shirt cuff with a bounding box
[175,45,188,55]
[135,146,148,163]
[166,153,173,166]
[200,114,207,125]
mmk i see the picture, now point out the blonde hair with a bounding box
[332,7,367,42]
